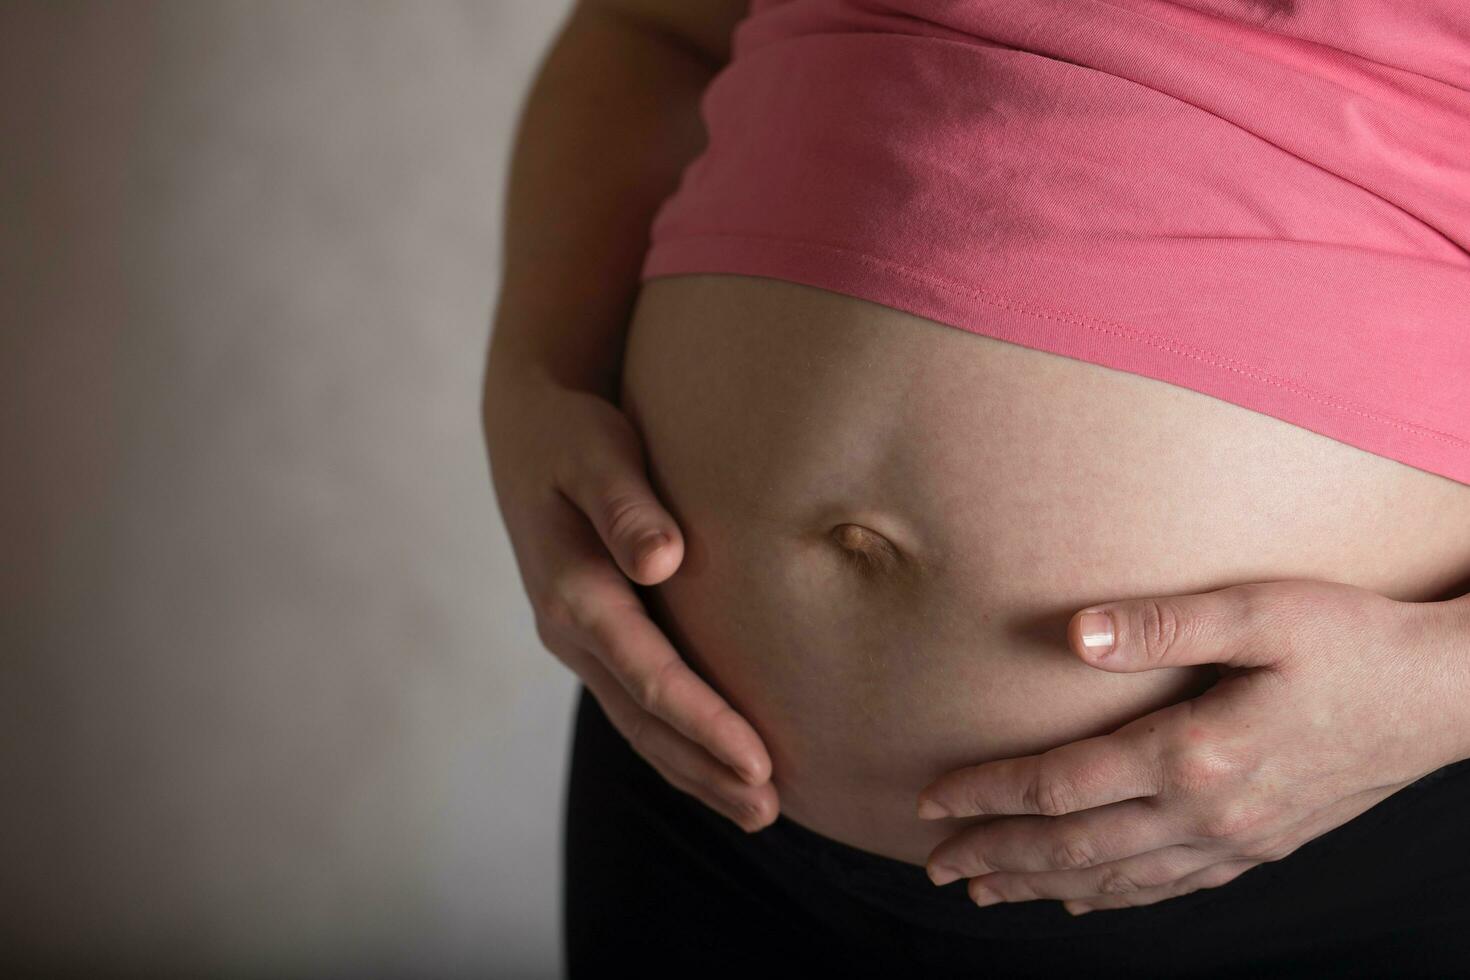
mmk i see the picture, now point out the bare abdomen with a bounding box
[618,273,1470,866]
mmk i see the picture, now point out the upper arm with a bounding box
[578,0,751,69]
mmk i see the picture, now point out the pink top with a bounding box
[640,0,1470,486]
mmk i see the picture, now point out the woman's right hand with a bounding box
[484,364,779,833]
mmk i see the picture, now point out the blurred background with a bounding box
[4,2,576,976]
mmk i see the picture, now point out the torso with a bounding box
[618,273,1470,866]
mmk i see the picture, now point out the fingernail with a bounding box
[633,532,668,566]
[917,798,950,820]
[1078,610,1115,658]
[929,864,962,886]
[1066,902,1094,917]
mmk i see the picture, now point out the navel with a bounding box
[829,522,902,572]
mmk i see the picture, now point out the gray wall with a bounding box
[3,2,576,976]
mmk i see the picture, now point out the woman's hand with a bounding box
[915,580,1470,916]
[484,365,779,832]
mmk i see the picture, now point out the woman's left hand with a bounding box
[916,580,1470,916]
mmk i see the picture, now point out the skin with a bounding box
[918,579,1470,915]
[484,366,779,830]
[484,0,779,834]
[614,271,1470,904]
[487,0,1470,922]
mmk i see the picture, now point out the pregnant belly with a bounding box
[617,273,1470,867]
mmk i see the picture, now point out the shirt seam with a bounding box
[647,231,1468,451]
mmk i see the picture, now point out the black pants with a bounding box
[563,685,1470,977]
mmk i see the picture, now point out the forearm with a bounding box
[485,5,719,406]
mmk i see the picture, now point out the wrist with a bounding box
[486,320,623,402]
[481,350,563,455]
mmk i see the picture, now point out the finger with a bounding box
[967,844,1214,905]
[570,642,780,832]
[1068,786,1398,914]
[553,410,684,587]
[926,797,1175,883]
[917,726,1164,820]
[537,498,772,785]
[590,578,773,785]
[1069,582,1286,672]
[1063,859,1258,915]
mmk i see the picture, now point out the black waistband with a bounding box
[572,683,1470,945]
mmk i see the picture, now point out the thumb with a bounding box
[1068,584,1282,672]
[555,412,684,587]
